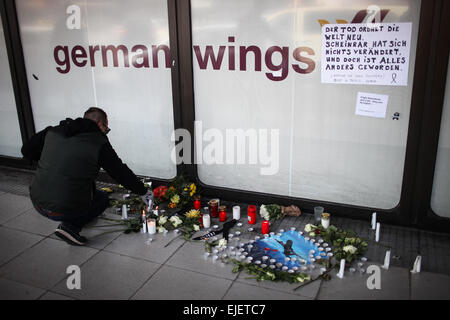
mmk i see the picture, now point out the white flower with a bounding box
[259,205,270,220]
[169,216,183,227]
[193,224,200,231]
[218,238,227,248]
[158,215,168,225]
[157,226,167,233]
[305,224,316,233]
[309,232,316,238]
[343,245,357,254]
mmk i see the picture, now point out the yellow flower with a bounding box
[185,209,200,219]
[170,194,180,204]
[189,184,197,197]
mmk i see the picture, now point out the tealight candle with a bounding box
[279,229,285,233]
[235,231,241,236]
[270,259,276,264]
[237,222,243,227]
[261,264,267,268]
[255,260,261,265]
[262,256,269,261]
[290,227,296,231]
[269,265,276,269]
[282,266,288,271]
[276,263,283,268]
[248,228,254,232]
[213,225,219,229]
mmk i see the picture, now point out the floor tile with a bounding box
[132,265,232,300]
[0,277,45,300]
[223,282,311,300]
[4,208,59,236]
[0,237,98,290]
[39,291,76,300]
[166,240,239,281]
[0,226,44,266]
[0,193,34,224]
[235,269,322,300]
[52,251,160,300]
[104,229,186,264]
[49,216,125,250]
[317,266,410,300]
[411,272,450,300]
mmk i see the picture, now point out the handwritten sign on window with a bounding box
[321,23,412,86]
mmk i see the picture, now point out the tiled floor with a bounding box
[1,167,450,300]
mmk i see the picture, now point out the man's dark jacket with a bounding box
[21,118,147,215]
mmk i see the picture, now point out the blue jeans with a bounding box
[32,189,110,233]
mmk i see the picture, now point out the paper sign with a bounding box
[355,92,389,118]
[321,23,412,86]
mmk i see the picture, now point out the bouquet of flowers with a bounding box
[150,208,202,241]
[304,224,368,263]
[259,204,301,222]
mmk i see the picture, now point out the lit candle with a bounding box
[371,212,377,230]
[375,222,380,242]
[141,210,147,233]
[382,250,391,270]
[337,259,345,279]
[233,206,241,220]
[147,218,156,235]
[121,204,128,220]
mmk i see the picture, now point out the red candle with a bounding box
[209,199,219,218]
[219,206,227,222]
[262,220,270,234]
[248,205,256,224]
[193,195,201,210]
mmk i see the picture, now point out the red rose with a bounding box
[315,228,321,235]
[153,186,168,199]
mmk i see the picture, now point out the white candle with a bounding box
[337,259,346,279]
[232,206,241,220]
[411,255,422,274]
[375,222,380,242]
[147,219,156,235]
[382,250,391,270]
[202,214,211,228]
[121,204,128,220]
[141,211,147,233]
[371,212,377,230]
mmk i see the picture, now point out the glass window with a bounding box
[431,55,450,218]
[16,0,176,179]
[0,15,23,158]
[191,0,421,209]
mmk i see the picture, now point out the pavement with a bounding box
[0,166,449,301]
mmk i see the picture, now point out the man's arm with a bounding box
[98,142,147,195]
[21,126,53,161]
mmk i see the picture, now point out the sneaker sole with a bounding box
[54,228,86,246]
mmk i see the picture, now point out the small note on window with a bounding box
[355,92,389,119]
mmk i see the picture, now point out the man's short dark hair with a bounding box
[84,107,107,124]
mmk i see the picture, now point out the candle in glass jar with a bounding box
[247,205,256,224]
[147,218,156,235]
[232,206,241,220]
[193,195,201,210]
[261,220,270,234]
[219,206,227,222]
[202,213,211,228]
[321,212,330,229]
[209,199,219,218]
